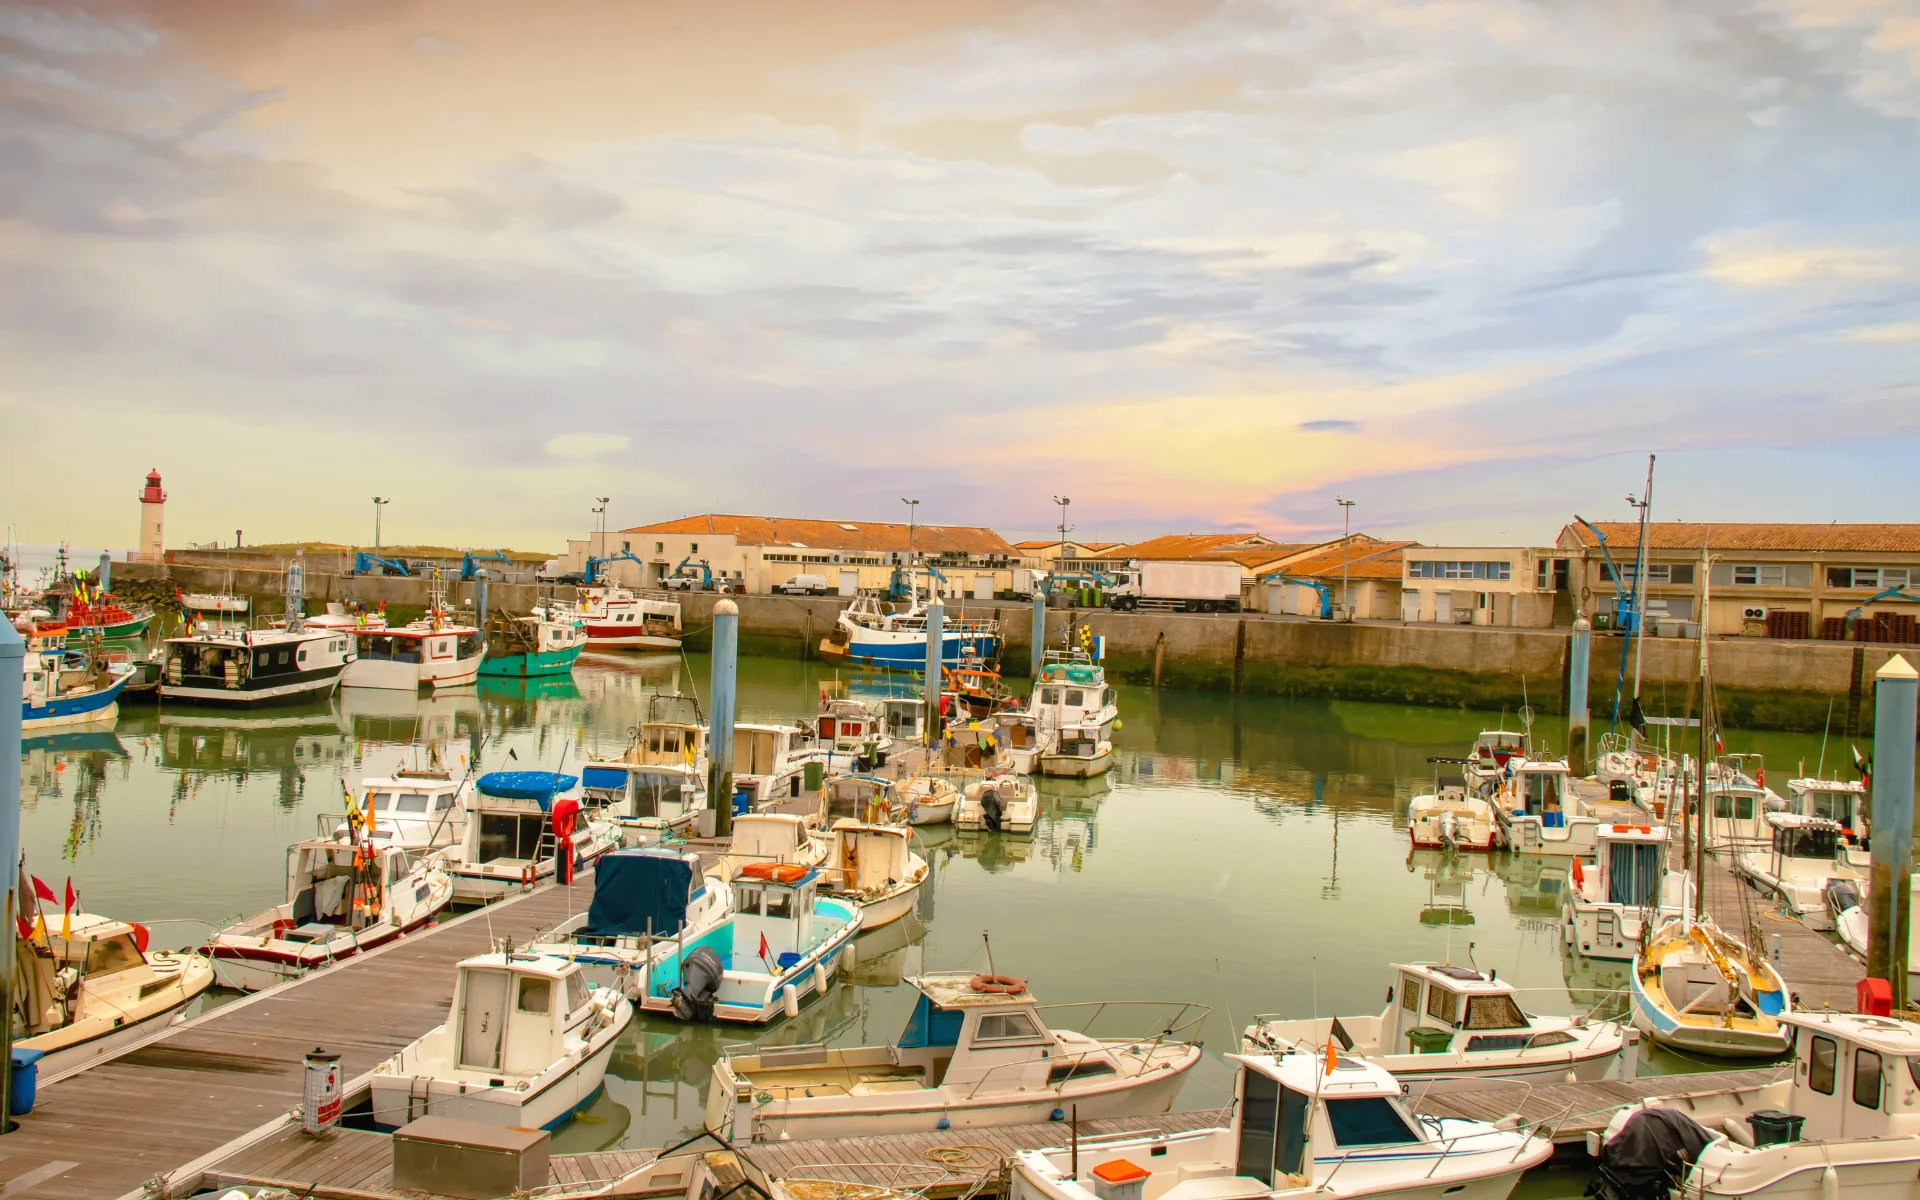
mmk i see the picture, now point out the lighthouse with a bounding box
[137,468,166,562]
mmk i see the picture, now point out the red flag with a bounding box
[31,877,55,904]
[63,878,74,913]
[758,933,770,962]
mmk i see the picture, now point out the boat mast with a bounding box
[1629,455,1655,741]
[1694,541,1712,923]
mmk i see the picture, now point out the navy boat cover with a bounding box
[581,765,628,792]
[585,849,696,938]
[476,771,578,808]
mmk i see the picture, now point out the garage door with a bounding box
[838,570,860,596]
[974,574,995,600]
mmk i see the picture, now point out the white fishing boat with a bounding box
[632,862,861,1024]
[1564,823,1692,961]
[822,590,1003,672]
[1786,776,1870,866]
[1734,814,1861,930]
[1494,758,1600,855]
[957,774,1039,834]
[579,757,704,847]
[334,767,469,852]
[179,592,249,614]
[823,821,927,930]
[369,948,629,1131]
[207,830,454,991]
[161,623,354,707]
[438,771,621,903]
[1243,962,1623,1084]
[525,849,732,999]
[1009,1048,1553,1200]
[811,696,893,760]
[1028,651,1119,740]
[1700,754,1786,851]
[901,775,960,825]
[1038,724,1114,778]
[710,970,1204,1143]
[342,611,486,692]
[1631,915,1792,1058]
[726,813,830,874]
[563,587,683,650]
[14,913,216,1078]
[733,722,830,807]
[1407,762,1499,851]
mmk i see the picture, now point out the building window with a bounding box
[1829,567,1912,590]
[1713,563,1810,588]
[690,542,698,553]
[1409,561,1511,582]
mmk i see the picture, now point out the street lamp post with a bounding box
[1335,496,1355,619]
[592,498,609,584]
[372,497,389,550]
[901,498,920,598]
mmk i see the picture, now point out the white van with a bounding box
[776,573,829,596]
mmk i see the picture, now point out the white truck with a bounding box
[775,573,829,596]
[1105,560,1243,613]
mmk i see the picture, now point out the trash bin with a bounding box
[10,1047,45,1116]
[1747,1111,1805,1146]
[802,761,824,792]
[1406,1027,1453,1054]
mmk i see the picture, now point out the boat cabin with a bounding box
[581,760,700,824]
[729,867,827,967]
[627,721,706,768]
[1381,964,1554,1057]
[575,849,708,943]
[1051,726,1107,760]
[282,838,424,934]
[1783,1012,1920,1141]
[15,914,158,1037]
[343,769,466,847]
[1030,664,1113,728]
[1231,1051,1454,1186]
[892,973,1068,1093]
[1506,760,1573,820]
[729,814,820,868]
[353,623,479,667]
[1788,778,1868,836]
[449,951,597,1079]
[734,724,815,800]
[821,774,896,823]
[467,771,580,868]
[814,699,886,754]
[1761,814,1851,875]
[829,822,914,894]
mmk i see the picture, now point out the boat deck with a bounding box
[1688,845,1864,1011]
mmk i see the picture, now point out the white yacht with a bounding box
[439,771,620,903]
[1243,962,1623,1084]
[16,913,216,1077]
[369,949,629,1131]
[525,848,732,999]
[1734,814,1862,930]
[710,971,1203,1143]
[1407,762,1499,851]
[1494,758,1600,855]
[1009,1049,1552,1200]
[1564,823,1692,961]
[822,821,927,930]
[957,774,1039,835]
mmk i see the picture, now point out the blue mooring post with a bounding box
[1568,614,1592,776]
[474,571,489,631]
[923,600,945,750]
[708,599,738,838]
[1869,654,1917,1007]
[1030,592,1046,680]
[96,553,110,594]
[1,615,25,1132]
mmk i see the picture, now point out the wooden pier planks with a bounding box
[0,883,591,1200]
[1414,1066,1788,1142]
[201,1124,656,1198]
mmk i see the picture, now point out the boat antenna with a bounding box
[1817,697,1834,778]
[981,929,996,980]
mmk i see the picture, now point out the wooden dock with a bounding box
[1413,1065,1786,1143]
[198,1124,657,1198]
[0,881,596,1200]
[1694,849,1864,1011]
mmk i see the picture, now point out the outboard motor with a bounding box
[1825,877,1862,924]
[1586,1107,1715,1200]
[1438,809,1459,848]
[670,946,724,1022]
[980,786,1004,834]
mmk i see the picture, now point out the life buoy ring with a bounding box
[1756,767,1765,788]
[969,973,1026,995]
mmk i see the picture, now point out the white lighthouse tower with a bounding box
[137,468,166,562]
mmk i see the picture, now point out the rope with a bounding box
[922,1146,1000,1171]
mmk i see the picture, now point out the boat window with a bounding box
[436,795,457,811]
[567,973,589,1013]
[1425,984,1459,1025]
[735,885,762,916]
[1064,689,1084,706]
[517,977,551,1014]
[1235,1069,1279,1185]
[898,995,965,1048]
[1401,979,1421,1012]
[1041,688,1061,706]
[1810,1035,1838,1095]
[478,814,546,862]
[1527,1030,1577,1049]
[396,794,429,813]
[1465,1034,1531,1052]
[1325,1098,1421,1147]
[1463,995,1527,1030]
[1047,1058,1117,1085]
[86,935,146,976]
[368,793,395,811]
[764,888,794,920]
[975,1012,1043,1041]
[1782,826,1840,860]
[1854,1048,1884,1109]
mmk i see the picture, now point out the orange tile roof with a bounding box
[1203,544,1322,569]
[1561,522,1920,555]
[1281,540,1416,581]
[622,514,1016,556]
[1107,533,1276,560]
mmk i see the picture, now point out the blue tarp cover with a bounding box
[477,771,578,808]
[585,849,694,938]
[581,766,628,791]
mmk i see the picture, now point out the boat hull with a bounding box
[23,673,128,731]
[343,653,483,692]
[370,1038,616,1132]
[67,615,151,639]
[160,667,343,708]
[834,630,1003,672]
[581,625,680,650]
[26,991,196,1079]
[477,644,582,678]
[208,909,444,992]
[850,882,921,931]
[906,798,955,825]
[1038,748,1113,778]
[1629,967,1792,1058]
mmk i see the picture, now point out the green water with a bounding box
[20,650,1845,1189]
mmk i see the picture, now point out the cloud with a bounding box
[1299,419,1360,433]
[545,433,633,459]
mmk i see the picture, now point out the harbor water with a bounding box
[19,650,1844,1178]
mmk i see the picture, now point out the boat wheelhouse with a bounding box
[823,592,1003,672]
[812,697,892,760]
[1243,962,1623,1084]
[1495,758,1600,855]
[1038,723,1113,778]
[1028,653,1118,740]
[725,813,830,875]
[369,949,629,1132]
[823,821,927,930]
[526,848,731,999]
[579,758,703,847]
[440,771,620,903]
[1787,777,1869,866]
[566,587,683,650]
[1008,1049,1552,1200]
[479,612,585,678]
[1701,754,1786,850]
[733,722,828,807]
[343,615,485,692]
[207,832,453,991]
[15,912,216,1078]
[335,768,468,851]
[1734,814,1862,930]
[1565,823,1691,961]
[710,971,1204,1143]
[632,864,861,1024]
[161,625,354,707]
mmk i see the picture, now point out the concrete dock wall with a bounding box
[121,560,1915,732]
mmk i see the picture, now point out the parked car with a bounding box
[775,573,829,596]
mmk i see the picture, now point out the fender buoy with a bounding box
[969,973,1027,995]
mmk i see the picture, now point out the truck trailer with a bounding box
[1105,560,1243,613]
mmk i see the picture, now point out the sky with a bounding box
[2,0,1918,553]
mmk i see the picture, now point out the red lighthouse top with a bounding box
[140,469,166,503]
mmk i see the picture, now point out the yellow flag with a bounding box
[60,909,70,941]
[32,914,46,945]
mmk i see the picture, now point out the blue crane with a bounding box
[352,551,412,577]
[1257,573,1332,619]
[888,562,949,602]
[587,549,649,586]
[1843,586,1920,639]
[1573,515,1643,738]
[460,550,512,581]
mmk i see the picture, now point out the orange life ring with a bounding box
[969,973,1027,995]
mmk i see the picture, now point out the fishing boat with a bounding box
[822,591,1002,672]
[368,948,629,1131]
[1038,723,1113,778]
[562,587,683,649]
[161,624,354,707]
[1630,916,1792,1057]
[733,722,830,807]
[726,813,830,874]
[58,592,153,639]
[822,821,927,930]
[343,594,485,692]
[1243,962,1623,1084]
[1493,758,1600,855]
[1786,776,1870,866]
[20,632,133,731]
[901,775,961,825]
[1564,823,1691,961]
[206,829,454,991]
[478,611,586,679]
[179,592,249,615]
[579,757,704,847]
[709,970,1205,1142]
[14,913,216,1077]
[1733,814,1861,930]
[631,863,861,1024]
[957,774,1039,834]
[525,849,732,999]
[1407,761,1500,851]
[1029,650,1118,739]
[1008,1048,1553,1200]
[334,767,469,852]
[438,771,621,903]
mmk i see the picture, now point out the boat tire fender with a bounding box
[969,973,1026,995]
